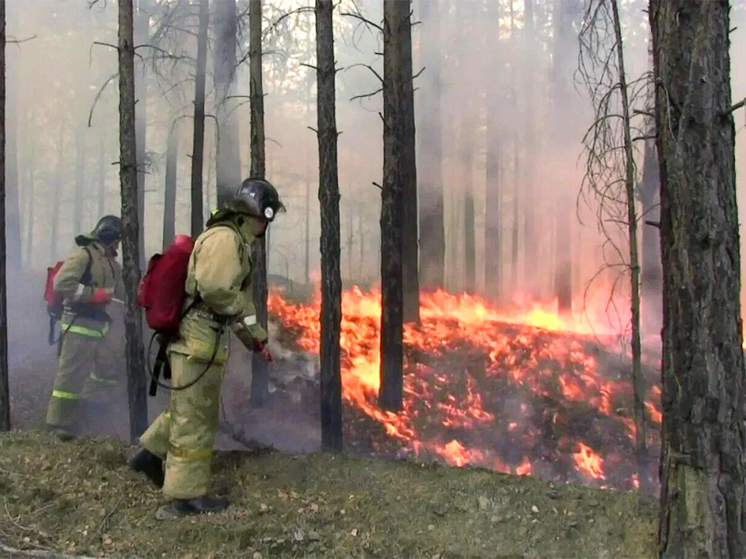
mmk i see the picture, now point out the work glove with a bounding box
[91,287,114,305]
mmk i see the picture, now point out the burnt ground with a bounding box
[0,431,658,559]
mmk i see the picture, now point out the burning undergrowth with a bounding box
[269,287,662,493]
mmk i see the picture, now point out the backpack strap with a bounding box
[80,246,93,286]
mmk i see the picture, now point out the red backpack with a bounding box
[137,234,195,336]
[45,248,92,345]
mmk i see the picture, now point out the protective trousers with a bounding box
[45,324,120,430]
[139,351,225,500]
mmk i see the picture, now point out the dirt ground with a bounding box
[0,431,658,559]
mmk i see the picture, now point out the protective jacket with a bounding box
[53,240,123,337]
[140,214,269,500]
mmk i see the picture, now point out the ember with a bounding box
[269,287,661,492]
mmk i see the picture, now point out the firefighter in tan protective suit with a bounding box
[129,178,284,520]
[45,215,124,441]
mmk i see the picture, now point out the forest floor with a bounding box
[0,431,658,559]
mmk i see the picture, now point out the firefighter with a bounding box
[129,178,284,520]
[45,215,124,441]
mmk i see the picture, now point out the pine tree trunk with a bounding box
[249,0,269,408]
[651,0,746,555]
[315,0,343,451]
[97,126,106,218]
[4,0,18,284]
[214,0,241,208]
[0,0,9,432]
[610,0,646,490]
[379,0,405,412]
[119,0,148,442]
[190,0,208,236]
[134,0,149,268]
[163,122,177,249]
[400,0,419,323]
[416,0,444,291]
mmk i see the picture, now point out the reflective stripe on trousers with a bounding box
[51,389,78,400]
[89,372,117,386]
[60,322,109,339]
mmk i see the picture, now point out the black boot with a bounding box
[128,448,164,488]
[156,496,229,521]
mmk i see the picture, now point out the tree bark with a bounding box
[249,0,269,408]
[134,0,149,269]
[610,0,646,490]
[163,121,177,249]
[416,0,444,291]
[190,0,208,237]
[400,0,419,323]
[379,0,405,412]
[213,0,241,208]
[315,0,343,451]
[0,0,9,432]
[651,0,746,556]
[119,0,148,442]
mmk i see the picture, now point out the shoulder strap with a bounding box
[80,247,94,286]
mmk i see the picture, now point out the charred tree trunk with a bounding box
[249,0,269,408]
[379,0,405,412]
[190,0,208,236]
[119,0,148,442]
[4,0,18,285]
[163,122,177,249]
[610,0,646,490]
[0,0,9,432]
[639,137,661,338]
[214,0,241,208]
[134,0,149,269]
[650,0,746,556]
[400,0,419,323]
[416,0,444,291]
[315,0,343,451]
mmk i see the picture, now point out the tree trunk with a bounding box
[521,0,536,296]
[315,0,343,451]
[97,126,106,217]
[50,124,65,262]
[249,0,269,408]
[190,0,208,236]
[214,0,241,208]
[379,0,405,412]
[0,0,9,432]
[400,0,419,323]
[415,0,444,291]
[134,0,149,268]
[74,126,86,233]
[119,0,148,442]
[639,137,662,338]
[24,115,36,268]
[511,133,520,293]
[610,0,646,490]
[460,122,476,294]
[483,0,501,303]
[4,0,18,284]
[650,1,746,556]
[163,121,177,249]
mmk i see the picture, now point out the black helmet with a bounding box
[93,215,123,245]
[226,178,286,222]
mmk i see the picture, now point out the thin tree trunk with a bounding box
[50,124,64,262]
[379,0,405,412]
[190,0,208,236]
[511,133,520,292]
[521,0,536,296]
[214,0,241,208]
[249,0,269,408]
[400,0,419,323]
[4,0,18,284]
[97,126,106,217]
[651,0,746,555]
[315,0,342,451]
[119,0,148,442]
[460,123,476,294]
[134,0,149,269]
[416,0,444,291]
[610,0,645,490]
[74,126,86,233]
[24,114,36,268]
[0,0,9,432]
[163,121,177,249]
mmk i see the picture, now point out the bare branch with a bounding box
[88,73,119,127]
[350,88,383,102]
[344,62,383,84]
[340,11,383,32]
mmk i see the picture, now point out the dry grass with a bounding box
[0,430,658,559]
